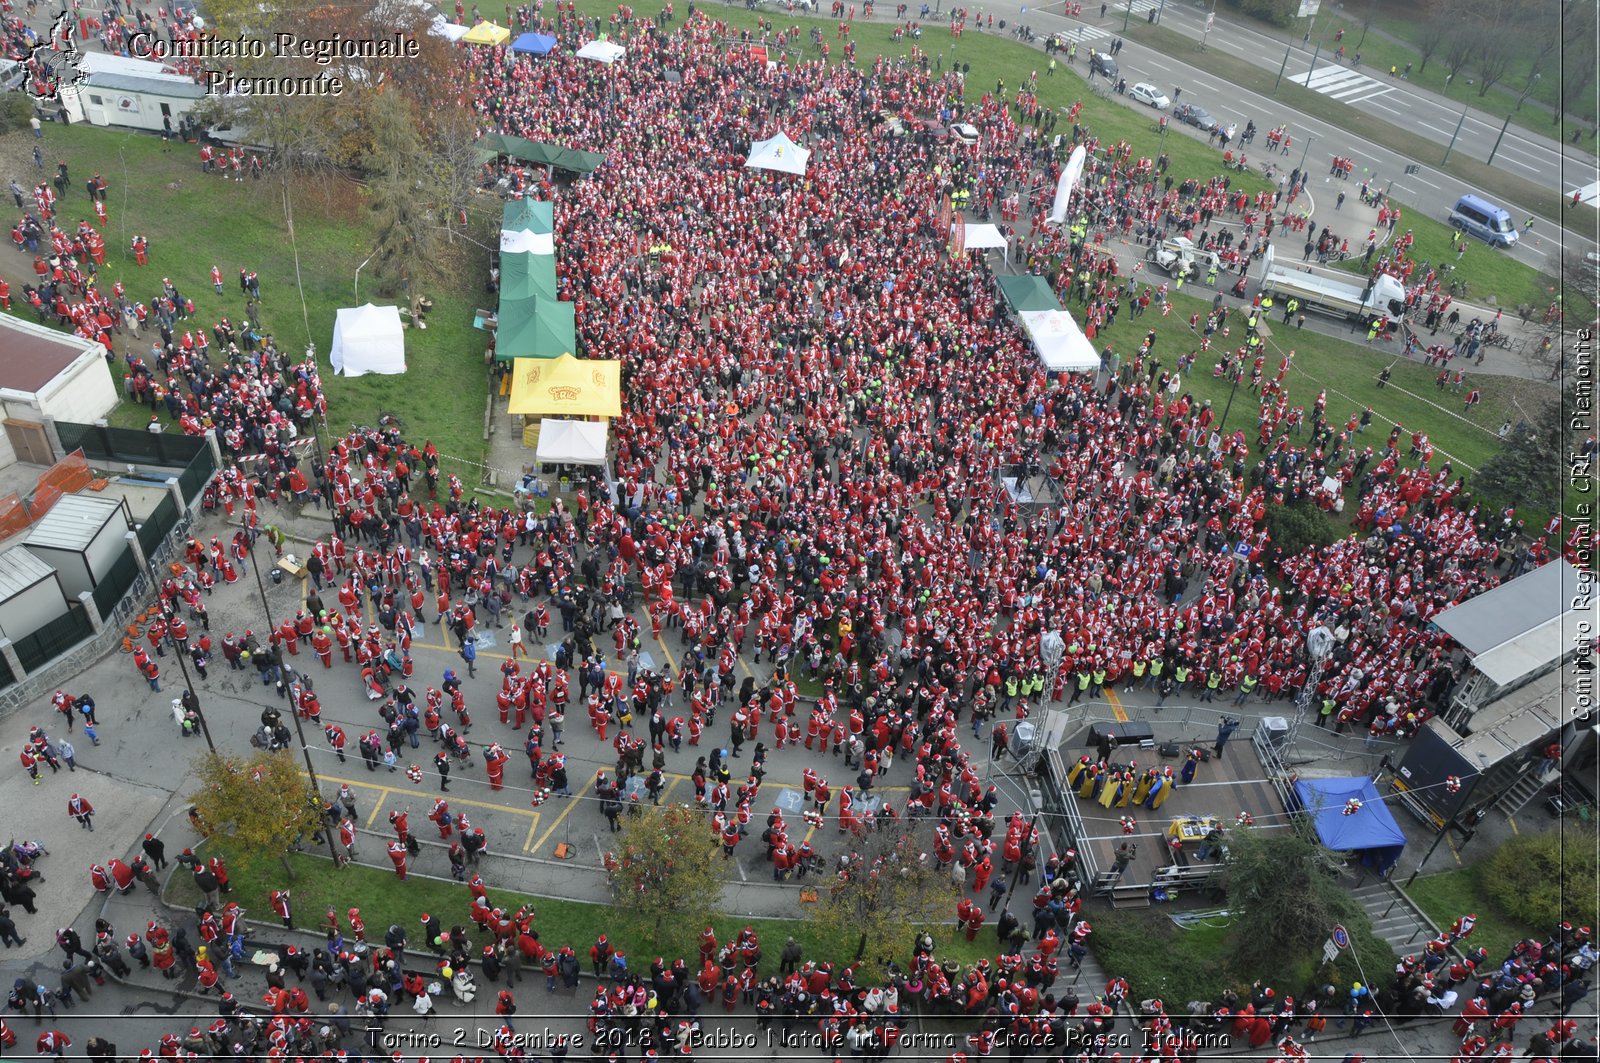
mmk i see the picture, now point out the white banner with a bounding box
[1297,0,1320,17]
[1048,144,1086,226]
[500,229,554,255]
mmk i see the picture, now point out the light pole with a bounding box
[1199,0,1216,48]
[1274,43,1292,92]
[1303,42,1320,90]
[1441,103,1469,165]
[244,529,341,866]
[142,554,217,752]
[1297,134,1314,177]
[1485,112,1515,167]
[1122,0,1131,33]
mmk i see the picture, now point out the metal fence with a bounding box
[92,546,142,620]
[138,493,180,558]
[177,444,218,504]
[0,650,14,693]
[13,606,95,674]
[55,421,209,468]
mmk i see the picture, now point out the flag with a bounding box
[1048,145,1086,226]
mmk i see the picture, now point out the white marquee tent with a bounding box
[958,222,1009,250]
[745,132,810,176]
[501,228,555,255]
[535,418,608,466]
[430,16,470,40]
[576,39,626,63]
[1018,310,1099,372]
[330,304,407,377]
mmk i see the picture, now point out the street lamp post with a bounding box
[1485,112,1515,167]
[1441,103,1469,165]
[244,529,342,866]
[1297,134,1314,177]
[1122,0,1131,33]
[142,553,217,752]
[1274,44,1292,92]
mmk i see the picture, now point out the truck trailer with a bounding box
[1258,246,1406,325]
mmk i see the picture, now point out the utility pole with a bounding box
[1199,0,1216,48]
[1274,44,1292,92]
[1297,134,1314,176]
[1303,42,1320,90]
[1122,0,1132,33]
[1441,103,1469,165]
[141,556,216,752]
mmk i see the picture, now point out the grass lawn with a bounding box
[167,846,994,980]
[1406,866,1539,967]
[1301,11,1596,159]
[3,123,495,476]
[1123,22,1571,226]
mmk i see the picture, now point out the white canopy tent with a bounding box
[1018,310,1099,372]
[957,220,1010,265]
[330,304,407,377]
[430,16,471,40]
[745,132,810,176]
[535,418,609,465]
[576,39,626,63]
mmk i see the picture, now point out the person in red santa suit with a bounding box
[484,743,510,790]
[387,839,409,881]
[428,799,454,839]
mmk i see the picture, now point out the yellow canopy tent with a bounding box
[462,20,511,44]
[507,354,621,417]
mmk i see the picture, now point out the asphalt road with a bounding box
[930,0,1598,265]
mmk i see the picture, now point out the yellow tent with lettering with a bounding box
[462,20,511,44]
[507,354,621,417]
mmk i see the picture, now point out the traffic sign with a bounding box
[1332,924,1350,949]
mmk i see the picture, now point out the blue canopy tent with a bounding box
[511,32,558,55]
[1293,776,1408,874]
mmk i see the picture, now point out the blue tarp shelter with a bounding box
[1293,776,1408,874]
[511,32,557,54]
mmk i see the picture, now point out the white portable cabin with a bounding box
[61,53,205,132]
[0,546,72,640]
[23,495,135,599]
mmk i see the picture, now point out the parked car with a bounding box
[1129,82,1170,109]
[1173,103,1217,132]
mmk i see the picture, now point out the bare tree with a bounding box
[1440,23,1478,82]
[1556,2,1598,125]
[1412,0,1451,73]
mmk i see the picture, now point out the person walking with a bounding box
[67,794,94,831]
[0,909,25,948]
[1213,717,1240,758]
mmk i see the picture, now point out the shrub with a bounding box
[0,93,35,135]
[1483,828,1598,932]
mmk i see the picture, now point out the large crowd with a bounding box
[3,0,1593,1059]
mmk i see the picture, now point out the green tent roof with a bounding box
[496,296,576,361]
[502,198,554,235]
[500,254,558,301]
[997,274,1064,313]
[477,133,605,173]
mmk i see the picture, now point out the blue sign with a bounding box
[1331,925,1350,949]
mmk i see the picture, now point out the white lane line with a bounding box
[1192,79,1221,91]
[1414,177,1441,189]
[1343,88,1396,105]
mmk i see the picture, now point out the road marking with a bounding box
[521,813,543,853]
[1343,88,1395,105]
[1506,815,1519,835]
[326,772,544,831]
[1104,687,1130,723]
[1447,831,1462,865]
[1415,177,1441,189]
[526,772,597,856]
[1365,101,1406,117]
[1191,79,1220,92]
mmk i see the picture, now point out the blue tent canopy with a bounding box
[511,32,557,54]
[1293,776,1408,874]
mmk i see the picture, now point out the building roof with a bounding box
[84,72,207,98]
[24,495,124,552]
[1431,560,1593,686]
[0,315,99,394]
[0,546,59,599]
[78,51,195,84]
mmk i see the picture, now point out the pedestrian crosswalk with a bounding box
[1119,0,1160,12]
[1288,64,1394,104]
[1052,25,1107,46]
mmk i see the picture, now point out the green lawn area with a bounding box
[6,123,494,474]
[1405,865,1538,966]
[1124,22,1571,225]
[167,845,993,980]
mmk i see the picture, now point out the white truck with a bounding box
[1145,236,1221,280]
[1258,246,1407,325]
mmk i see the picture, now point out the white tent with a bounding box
[430,16,470,40]
[745,132,810,176]
[330,304,407,377]
[576,39,626,63]
[1018,310,1099,372]
[535,418,608,465]
[958,223,1009,250]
